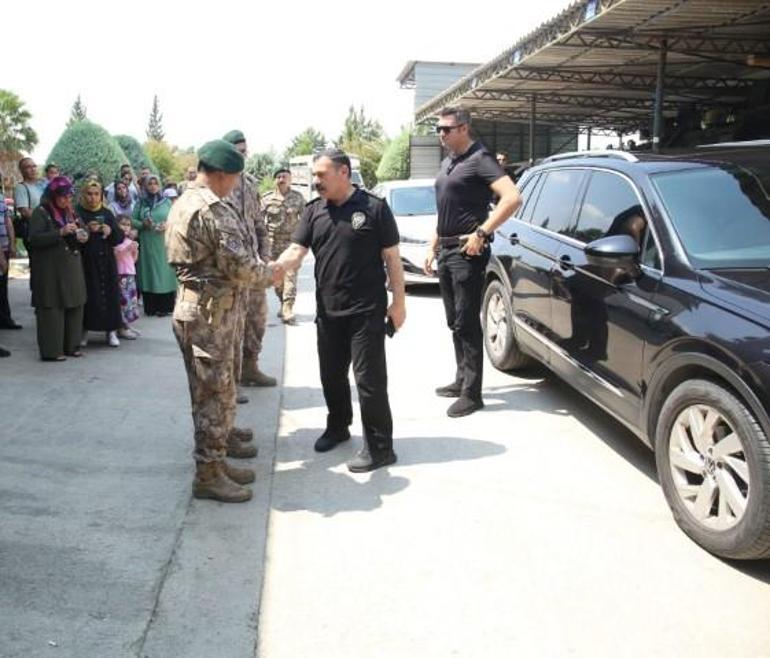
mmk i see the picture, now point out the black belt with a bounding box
[438,235,467,248]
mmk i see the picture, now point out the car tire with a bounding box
[655,379,770,559]
[482,279,530,372]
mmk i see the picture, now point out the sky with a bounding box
[5,0,572,164]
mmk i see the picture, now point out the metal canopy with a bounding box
[414,0,770,134]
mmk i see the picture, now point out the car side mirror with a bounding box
[584,235,640,271]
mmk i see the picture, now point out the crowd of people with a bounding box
[1,157,182,360]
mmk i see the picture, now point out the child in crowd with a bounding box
[113,214,141,339]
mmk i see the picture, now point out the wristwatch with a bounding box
[475,227,489,240]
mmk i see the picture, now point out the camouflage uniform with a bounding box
[166,181,271,464]
[226,172,271,381]
[261,187,305,309]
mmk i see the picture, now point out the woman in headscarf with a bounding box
[76,178,124,346]
[109,179,135,218]
[132,173,177,316]
[27,177,88,360]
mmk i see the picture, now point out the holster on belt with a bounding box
[180,283,234,326]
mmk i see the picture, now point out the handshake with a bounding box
[266,261,285,288]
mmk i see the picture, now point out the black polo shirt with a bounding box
[435,141,505,237]
[292,188,400,318]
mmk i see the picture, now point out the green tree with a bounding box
[144,140,176,181]
[335,105,386,187]
[146,95,165,142]
[376,128,410,182]
[245,150,277,182]
[144,140,194,182]
[337,105,383,145]
[0,89,38,168]
[47,120,127,187]
[114,134,156,175]
[284,127,326,159]
[67,94,87,127]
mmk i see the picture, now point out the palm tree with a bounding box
[0,89,37,159]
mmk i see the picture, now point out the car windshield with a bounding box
[652,162,770,269]
[389,186,437,216]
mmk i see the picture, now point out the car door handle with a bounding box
[509,233,519,245]
[559,254,573,271]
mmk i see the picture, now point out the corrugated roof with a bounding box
[414,0,770,132]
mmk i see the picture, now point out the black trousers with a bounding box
[317,311,393,452]
[0,250,14,326]
[437,246,489,400]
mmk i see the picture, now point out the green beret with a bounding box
[273,165,291,177]
[197,140,244,173]
[222,129,246,144]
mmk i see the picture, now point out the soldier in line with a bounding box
[261,166,305,325]
[223,130,277,390]
[166,139,280,503]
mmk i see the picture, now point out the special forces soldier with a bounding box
[223,130,277,388]
[261,166,305,324]
[166,140,279,503]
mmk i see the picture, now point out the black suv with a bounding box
[482,143,770,559]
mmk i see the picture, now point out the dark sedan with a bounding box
[482,144,770,559]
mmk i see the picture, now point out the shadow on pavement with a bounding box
[271,428,506,517]
[485,371,658,482]
[724,558,770,582]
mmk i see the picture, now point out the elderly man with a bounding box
[223,130,276,390]
[261,166,305,324]
[276,149,405,472]
[424,106,522,417]
[166,139,280,503]
[13,157,46,250]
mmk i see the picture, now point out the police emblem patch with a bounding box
[351,212,366,230]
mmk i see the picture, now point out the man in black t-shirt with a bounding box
[276,149,406,472]
[425,107,522,417]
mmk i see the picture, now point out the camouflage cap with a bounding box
[198,140,244,173]
[222,129,246,145]
[273,164,291,177]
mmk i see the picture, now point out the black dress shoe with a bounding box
[0,346,10,357]
[0,321,22,330]
[347,444,397,473]
[447,396,484,418]
[314,428,351,453]
[435,382,462,398]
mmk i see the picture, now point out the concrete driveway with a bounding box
[1,266,769,658]
[258,277,770,658]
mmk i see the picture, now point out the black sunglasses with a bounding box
[436,124,465,134]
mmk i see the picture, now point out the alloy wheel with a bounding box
[669,404,750,530]
[485,290,508,358]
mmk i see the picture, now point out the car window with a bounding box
[641,230,662,270]
[652,164,770,269]
[529,169,585,235]
[389,186,437,216]
[514,173,541,221]
[574,171,647,247]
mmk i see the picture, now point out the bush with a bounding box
[47,120,128,187]
[376,129,410,182]
[114,134,156,175]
